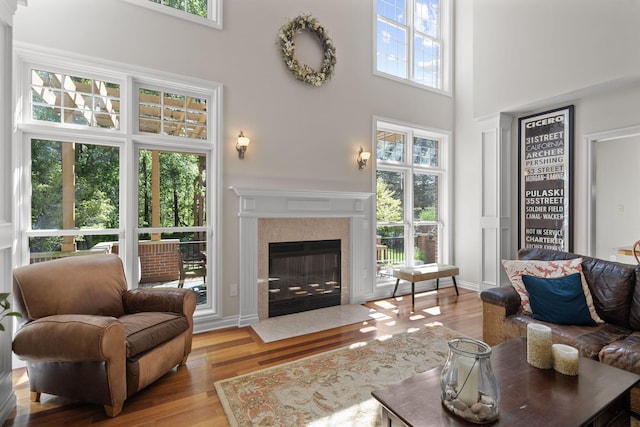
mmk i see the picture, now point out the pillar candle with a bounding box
[457,356,479,406]
[527,323,552,369]
[552,343,579,376]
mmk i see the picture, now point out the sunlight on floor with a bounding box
[348,341,368,350]
[14,370,29,386]
[409,314,426,321]
[369,311,391,321]
[374,300,397,310]
[307,397,380,427]
[423,306,441,315]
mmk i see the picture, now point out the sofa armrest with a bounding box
[479,285,521,316]
[12,314,125,362]
[479,285,521,346]
[123,288,196,318]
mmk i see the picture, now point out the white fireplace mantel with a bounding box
[230,187,375,326]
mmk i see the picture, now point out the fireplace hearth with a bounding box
[268,239,341,317]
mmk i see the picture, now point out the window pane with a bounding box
[29,234,119,262]
[376,18,408,79]
[138,150,207,228]
[413,136,439,166]
[163,0,185,11]
[31,139,120,230]
[187,0,207,17]
[414,35,440,88]
[139,88,208,140]
[413,173,438,222]
[414,224,438,264]
[414,0,440,38]
[377,170,404,222]
[31,69,120,129]
[377,130,405,162]
[137,233,208,306]
[377,0,406,24]
[376,225,405,276]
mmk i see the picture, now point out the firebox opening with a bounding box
[268,239,341,318]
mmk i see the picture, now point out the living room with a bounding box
[1,0,640,425]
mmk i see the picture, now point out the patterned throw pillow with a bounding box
[502,258,604,324]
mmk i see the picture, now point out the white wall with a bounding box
[452,0,640,284]
[12,0,455,319]
[453,0,482,289]
[473,0,640,118]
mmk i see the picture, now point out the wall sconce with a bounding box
[236,131,250,159]
[357,147,371,170]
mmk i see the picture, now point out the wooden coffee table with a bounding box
[372,337,640,426]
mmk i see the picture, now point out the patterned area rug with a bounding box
[214,323,462,426]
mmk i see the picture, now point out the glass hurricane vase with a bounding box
[441,338,500,424]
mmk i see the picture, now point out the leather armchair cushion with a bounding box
[13,255,127,321]
[12,314,125,362]
[119,312,189,358]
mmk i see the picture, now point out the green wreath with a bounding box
[278,14,337,87]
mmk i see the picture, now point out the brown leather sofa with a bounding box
[481,248,640,408]
[11,254,197,417]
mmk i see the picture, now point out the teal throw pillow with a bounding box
[521,272,596,326]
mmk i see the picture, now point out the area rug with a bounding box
[251,305,376,343]
[215,322,461,426]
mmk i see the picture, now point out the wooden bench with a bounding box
[392,264,459,309]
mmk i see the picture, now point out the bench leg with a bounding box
[411,282,415,310]
[392,278,400,298]
[436,278,439,291]
[452,276,459,295]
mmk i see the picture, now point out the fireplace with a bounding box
[268,239,341,317]
[231,187,374,327]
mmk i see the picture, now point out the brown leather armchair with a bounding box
[11,254,196,417]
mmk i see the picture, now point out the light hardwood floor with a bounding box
[5,287,482,427]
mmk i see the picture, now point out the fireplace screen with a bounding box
[268,239,341,317]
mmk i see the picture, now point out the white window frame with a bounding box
[374,117,452,285]
[13,44,223,322]
[373,0,452,95]
[123,0,222,30]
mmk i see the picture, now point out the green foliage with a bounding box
[0,293,22,332]
[138,150,205,228]
[376,178,402,223]
[419,207,437,221]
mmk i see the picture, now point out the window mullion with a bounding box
[407,0,415,82]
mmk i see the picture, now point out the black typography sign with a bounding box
[519,106,574,251]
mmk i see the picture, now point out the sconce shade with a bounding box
[237,131,250,147]
[236,131,250,159]
[357,147,371,170]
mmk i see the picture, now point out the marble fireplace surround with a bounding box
[231,187,374,327]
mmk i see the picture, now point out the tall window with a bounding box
[124,0,222,29]
[375,119,450,283]
[17,53,220,314]
[375,0,450,93]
